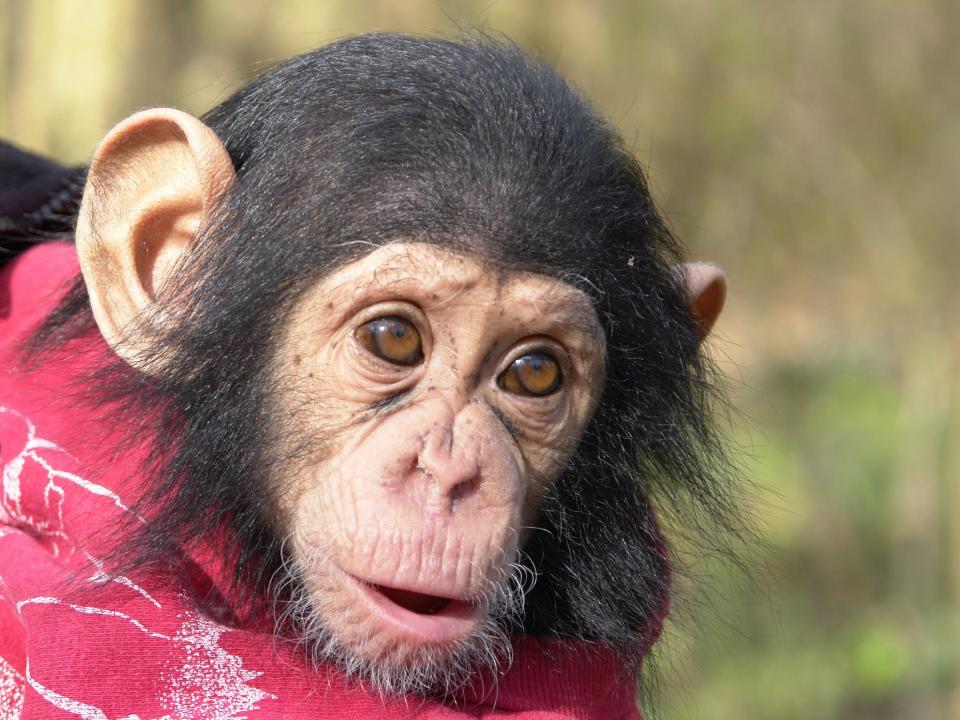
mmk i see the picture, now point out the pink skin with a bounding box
[315,395,523,644]
[278,243,607,659]
[320,394,524,599]
[347,570,484,644]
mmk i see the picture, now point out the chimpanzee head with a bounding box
[32,34,738,697]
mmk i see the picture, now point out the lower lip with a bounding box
[346,575,484,644]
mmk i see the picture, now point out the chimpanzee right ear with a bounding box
[75,108,234,370]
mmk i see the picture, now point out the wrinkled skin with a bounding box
[275,243,606,663]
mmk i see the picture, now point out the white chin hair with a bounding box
[273,549,537,699]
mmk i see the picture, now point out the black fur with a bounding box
[24,34,743,682]
[0,140,84,265]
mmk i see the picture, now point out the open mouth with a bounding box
[348,575,484,643]
[372,584,455,615]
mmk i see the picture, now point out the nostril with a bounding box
[446,477,475,503]
[416,461,477,504]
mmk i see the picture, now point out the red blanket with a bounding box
[0,243,648,719]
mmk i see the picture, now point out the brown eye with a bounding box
[498,353,562,397]
[355,317,423,366]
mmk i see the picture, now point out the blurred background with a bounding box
[1,1,956,718]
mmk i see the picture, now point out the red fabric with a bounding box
[0,243,649,719]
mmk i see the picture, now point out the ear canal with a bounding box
[677,262,727,340]
[74,108,235,370]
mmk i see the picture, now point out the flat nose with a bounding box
[417,409,482,507]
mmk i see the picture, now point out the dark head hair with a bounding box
[28,33,742,677]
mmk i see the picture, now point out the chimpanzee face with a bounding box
[271,242,604,683]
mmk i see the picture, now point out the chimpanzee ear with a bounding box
[676,262,727,340]
[75,108,234,369]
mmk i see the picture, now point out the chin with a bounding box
[278,558,526,698]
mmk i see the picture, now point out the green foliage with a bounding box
[658,353,956,718]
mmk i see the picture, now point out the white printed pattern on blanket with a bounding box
[0,405,134,558]
[0,406,274,719]
[0,655,25,720]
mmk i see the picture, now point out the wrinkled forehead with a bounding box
[317,241,603,338]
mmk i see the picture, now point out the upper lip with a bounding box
[333,558,483,603]
[350,572,474,604]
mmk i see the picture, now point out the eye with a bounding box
[355,316,424,366]
[498,353,562,397]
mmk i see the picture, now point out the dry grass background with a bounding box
[2,1,957,718]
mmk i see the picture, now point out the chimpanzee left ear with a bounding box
[676,262,727,340]
[75,108,234,370]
